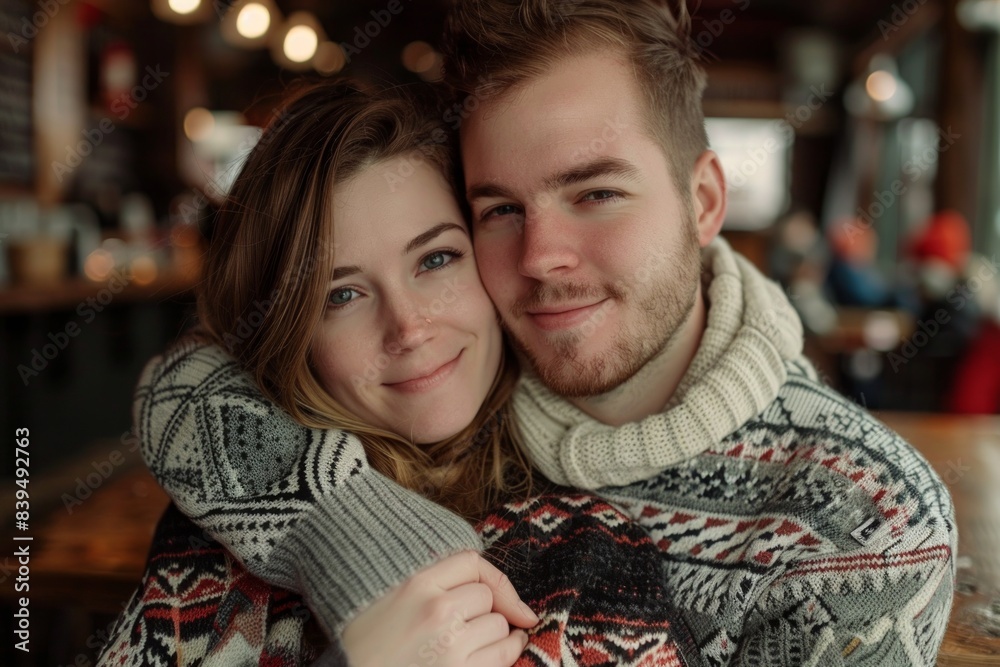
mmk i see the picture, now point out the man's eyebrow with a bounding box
[329,223,467,282]
[466,157,640,203]
[543,157,640,190]
[403,222,467,255]
[467,182,516,203]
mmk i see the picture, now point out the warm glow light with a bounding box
[84,249,115,282]
[284,24,318,63]
[170,223,200,248]
[417,53,444,82]
[183,107,215,142]
[862,311,902,352]
[237,3,270,39]
[402,41,437,73]
[865,71,898,102]
[314,42,346,75]
[168,0,201,15]
[130,255,159,286]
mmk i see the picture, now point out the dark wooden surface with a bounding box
[880,412,1000,665]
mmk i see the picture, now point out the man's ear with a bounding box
[689,150,727,248]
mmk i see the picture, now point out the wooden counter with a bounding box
[880,412,1000,666]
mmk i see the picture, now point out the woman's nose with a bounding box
[384,302,436,353]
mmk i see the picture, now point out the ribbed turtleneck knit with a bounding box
[513,238,804,489]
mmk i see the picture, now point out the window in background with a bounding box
[706,117,793,231]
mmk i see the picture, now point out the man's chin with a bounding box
[526,350,634,398]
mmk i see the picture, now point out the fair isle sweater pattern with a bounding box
[598,358,954,666]
[133,336,484,639]
[99,494,700,667]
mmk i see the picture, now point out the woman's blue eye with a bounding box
[420,250,463,272]
[328,287,359,307]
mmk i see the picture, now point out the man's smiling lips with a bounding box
[382,350,464,393]
[527,299,609,331]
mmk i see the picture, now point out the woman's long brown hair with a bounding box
[196,80,533,522]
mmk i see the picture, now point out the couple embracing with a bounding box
[101,1,955,665]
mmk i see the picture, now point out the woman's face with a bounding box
[311,155,503,444]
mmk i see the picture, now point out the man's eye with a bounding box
[328,287,360,308]
[480,204,522,221]
[581,190,622,203]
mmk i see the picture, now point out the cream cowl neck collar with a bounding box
[511,237,806,489]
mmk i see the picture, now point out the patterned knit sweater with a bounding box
[133,337,484,640]
[511,238,957,666]
[99,494,698,666]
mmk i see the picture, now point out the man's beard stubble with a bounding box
[507,215,703,398]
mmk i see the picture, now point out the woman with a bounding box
[100,80,690,666]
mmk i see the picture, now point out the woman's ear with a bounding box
[689,150,727,248]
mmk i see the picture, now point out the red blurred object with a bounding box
[100,40,137,109]
[828,216,878,264]
[950,320,1000,414]
[909,210,972,271]
[76,2,103,28]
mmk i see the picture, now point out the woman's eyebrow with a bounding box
[403,222,467,255]
[331,265,362,281]
[330,222,466,281]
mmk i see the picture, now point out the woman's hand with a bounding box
[341,550,538,667]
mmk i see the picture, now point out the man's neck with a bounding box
[567,284,707,427]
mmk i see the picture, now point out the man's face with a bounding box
[462,52,705,397]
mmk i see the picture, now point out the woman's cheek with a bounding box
[311,321,359,393]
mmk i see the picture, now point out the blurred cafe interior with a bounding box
[2,0,1000,664]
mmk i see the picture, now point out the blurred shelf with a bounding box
[808,307,915,353]
[0,269,198,315]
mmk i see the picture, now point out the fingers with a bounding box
[446,582,494,621]
[419,550,486,591]
[475,557,539,628]
[465,627,530,667]
[412,551,538,630]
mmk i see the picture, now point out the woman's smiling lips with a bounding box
[383,350,464,394]
[528,299,609,332]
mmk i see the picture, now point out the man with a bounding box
[441,1,956,664]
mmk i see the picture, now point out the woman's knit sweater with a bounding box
[99,495,697,666]
[133,336,483,639]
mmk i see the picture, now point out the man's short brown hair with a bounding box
[442,0,709,193]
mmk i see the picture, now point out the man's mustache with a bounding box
[511,282,627,318]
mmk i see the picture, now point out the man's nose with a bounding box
[517,208,581,280]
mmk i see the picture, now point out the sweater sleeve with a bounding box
[730,420,957,666]
[134,338,483,638]
[733,520,955,666]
